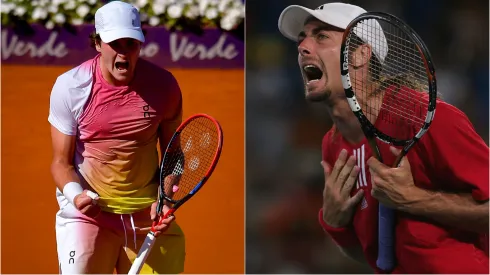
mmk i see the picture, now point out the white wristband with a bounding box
[63,182,84,205]
[86,190,99,200]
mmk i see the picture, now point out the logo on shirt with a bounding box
[353,144,369,188]
[360,196,368,210]
[143,104,150,118]
[68,250,75,264]
[352,145,369,210]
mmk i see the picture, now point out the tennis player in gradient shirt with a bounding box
[48,1,185,274]
[278,2,489,273]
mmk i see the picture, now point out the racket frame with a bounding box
[155,113,224,215]
[339,11,437,272]
[128,113,223,275]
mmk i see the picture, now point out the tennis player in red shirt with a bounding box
[278,2,489,273]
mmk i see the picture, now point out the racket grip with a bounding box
[150,208,176,232]
[376,204,396,271]
[128,232,156,275]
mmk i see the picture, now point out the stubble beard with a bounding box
[304,84,330,102]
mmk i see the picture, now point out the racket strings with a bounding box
[161,117,219,201]
[347,19,430,140]
[355,27,429,96]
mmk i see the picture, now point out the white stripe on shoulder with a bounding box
[60,57,96,88]
[48,57,97,134]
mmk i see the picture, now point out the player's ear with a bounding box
[352,44,372,68]
[95,41,102,52]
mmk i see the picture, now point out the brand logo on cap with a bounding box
[131,8,139,27]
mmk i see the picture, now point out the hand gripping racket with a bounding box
[340,12,437,272]
[128,113,223,274]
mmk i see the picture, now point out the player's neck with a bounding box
[326,100,365,144]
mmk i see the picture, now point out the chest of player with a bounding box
[328,140,434,259]
[77,89,163,141]
[333,143,432,191]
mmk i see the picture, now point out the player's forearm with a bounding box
[50,161,82,192]
[405,189,488,233]
[318,209,369,266]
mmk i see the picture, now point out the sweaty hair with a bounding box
[348,33,442,99]
[332,27,442,138]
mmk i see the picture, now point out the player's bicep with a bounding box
[50,125,76,165]
[48,78,78,135]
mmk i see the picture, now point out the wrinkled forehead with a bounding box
[301,16,344,34]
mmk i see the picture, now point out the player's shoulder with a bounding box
[431,98,473,129]
[54,57,96,90]
[50,57,97,109]
[436,99,467,117]
[419,97,480,149]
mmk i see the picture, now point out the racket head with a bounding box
[339,12,439,273]
[340,12,437,149]
[156,113,223,213]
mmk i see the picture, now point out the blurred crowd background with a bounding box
[245,0,489,273]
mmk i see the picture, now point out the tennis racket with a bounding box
[128,113,223,274]
[340,12,437,272]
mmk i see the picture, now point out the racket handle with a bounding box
[129,209,176,274]
[150,208,175,232]
[376,204,396,271]
[128,232,156,275]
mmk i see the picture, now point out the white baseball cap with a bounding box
[95,0,145,43]
[278,2,388,64]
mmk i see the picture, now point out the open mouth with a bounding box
[303,64,323,84]
[115,61,129,72]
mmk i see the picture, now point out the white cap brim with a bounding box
[99,28,145,43]
[278,4,388,64]
[278,5,344,42]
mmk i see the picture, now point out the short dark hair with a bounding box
[88,29,148,48]
[89,32,101,49]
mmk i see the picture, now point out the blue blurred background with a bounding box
[245,0,489,273]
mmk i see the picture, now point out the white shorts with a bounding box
[55,188,186,274]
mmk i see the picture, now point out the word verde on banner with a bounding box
[1,24,244,68]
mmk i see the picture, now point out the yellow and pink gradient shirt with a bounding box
[48,54,183,214]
